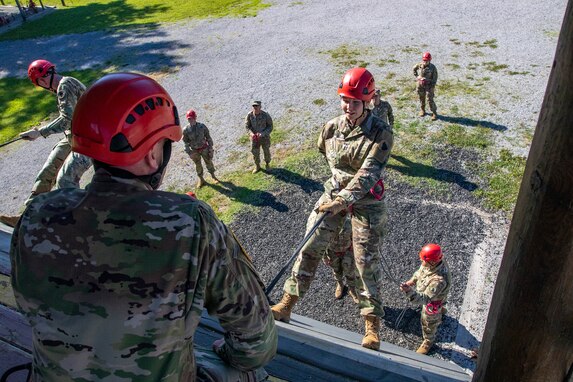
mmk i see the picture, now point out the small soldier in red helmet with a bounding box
[182,108,218,188]
[413,52,439,120]
[400,243,452,355]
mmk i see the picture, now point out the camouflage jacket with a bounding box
[10,169,277,381]
[406,260,451,305]
[318,111,393,205]
[371,100,394,128]
[245,110,273,137]
[412,62,438,87]
[38,76,86,143]
[182,122,214,151]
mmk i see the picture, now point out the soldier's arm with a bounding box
[407,276,447,305]
[39,80,78,137]
[204,125,214,148]
[263,113,273,136]
[387,103,395,127]
[203,209,277,371]
[413,64,419,77]
[245,114,253,133]
[432,66,438,85]
[336,127,393,205]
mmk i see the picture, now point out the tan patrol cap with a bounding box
[252,100,262,106]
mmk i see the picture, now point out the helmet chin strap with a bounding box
[94,141,173,190]
[38,69,57,92]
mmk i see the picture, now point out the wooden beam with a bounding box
[473,1,573,381]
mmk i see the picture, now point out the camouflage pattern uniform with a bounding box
[283,111,393,317]
[371,100,394,131]
[322,214,358,291]
[11,168,277,381]
[56,151,92,189]
[413,61,438,113]
[245,110,273,167]
[183,121,216,178]
[25,76,87,203]
[404,260,451,343]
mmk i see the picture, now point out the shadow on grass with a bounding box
[208,180,289,212]
[267,168,323,194]
[0,1,191,78]
[438,115,507,132]
[388,155,478,192]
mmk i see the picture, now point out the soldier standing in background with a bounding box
[245,100,273,173]
[10,73,277,381]
[413,52,439,120]
[370,89,394,131]
[400,244,451,355]
[182,108,217,188]
[271,68,393,351]
[0,59,91,227]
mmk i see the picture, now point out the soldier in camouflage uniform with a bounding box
[370,89,394,131]
[322,214,360,303]
[0,59,91,227]
[245,100,273,173]
[182,108,218,188]
[400,244,451,355]
[10,73,277,381]
[272,68,393,351]
[413,52,439,120]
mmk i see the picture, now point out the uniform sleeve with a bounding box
[407,275,447,305]
[204,125,214,148]
[387,103,394,127]
[413,63,419,77]
[202,209,277,371]
[432,65,438,85]
[245,114,252,133]
[336,126,393,204]
[262,113,273,137]
[39,80,78,137]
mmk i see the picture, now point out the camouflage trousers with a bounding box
[250,135,271,166]
[322,215,358,289]
[421,308,443,343]
[417,85,437,113]
[195,345,268,382]
[56,151,92,189]
[24,138,71,207]
[284,193,387,317]
[186,146,215,177]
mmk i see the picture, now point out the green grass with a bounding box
[434,124,493,149]
[483,61,509,72]
[313,98,326,106]
[319,44,370,69]
[476,149,526,212]
[0,0,271,41]
[0,68,109,143]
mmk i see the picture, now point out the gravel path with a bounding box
[0,0,566,375]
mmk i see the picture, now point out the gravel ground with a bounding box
[0,0,566,375]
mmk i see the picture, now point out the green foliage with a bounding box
[0,68,108,144]
[319,44,370,69]
[434,124,493,149]
[0,0,271,41]
[476,149,526,212]
[312,98,326,106]
[483,61,509,72]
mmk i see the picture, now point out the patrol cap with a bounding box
[252,100,262,106]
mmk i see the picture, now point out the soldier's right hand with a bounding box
[20,129,41,141]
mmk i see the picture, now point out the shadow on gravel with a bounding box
[209,180,289,212]
[388,155,478,192]
[438,115,507,131]
[266,168,323,194]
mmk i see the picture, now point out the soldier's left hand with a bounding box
[317,197,347,215]
[399,283,411,293]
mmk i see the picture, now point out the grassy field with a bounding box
[0,0,270,41]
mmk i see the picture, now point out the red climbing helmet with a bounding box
[419,243,443,262]
[337,67,375,102]
[72,72,182,166]
[422,52,432,61]
[28,59,55,86]
[186,109,197,119]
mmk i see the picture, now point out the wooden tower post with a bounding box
[473,1,573,381]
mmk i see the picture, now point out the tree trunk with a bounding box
[473,1,573,381]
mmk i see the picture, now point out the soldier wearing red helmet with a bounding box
[182,108,218,188]
[413,52,439,120]
[400,243,451,354]
[11,72,277,380]
[0,60,91,227]
[272,68,393,351]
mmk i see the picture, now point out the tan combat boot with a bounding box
[252,165,261,174]
[0,214,21,227]
[196,176,205,188]
[431,112,438,121]
[334,281,347,300]
[271,293,298,323]
[418,108,426,117]
[416,339,433,355]
[210,173,219,184]
[361,315,381,350]
[348,287,360,304]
